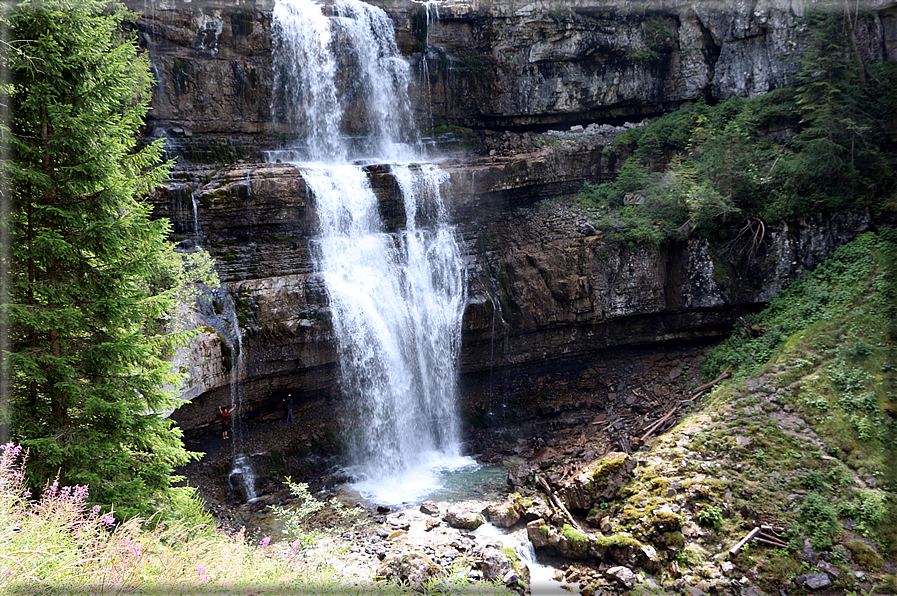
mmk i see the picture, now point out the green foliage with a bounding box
[271,478,368,550]
[839,490,890,537]
[562,523,590,555]
[703,233,882,378]
[799,491,841,549]
[2,0,218,518]
[675,544,705,567]
[577,8,896,245]
[0,443,459,594]
[695,505,723,530]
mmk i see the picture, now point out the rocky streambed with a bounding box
[178,342,895,595]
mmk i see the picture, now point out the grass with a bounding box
[0,444,513,595]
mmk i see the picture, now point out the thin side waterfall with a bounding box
[414,0,441,130]
[184,189,256,502]
[271,0,471,504]
[198,289,257,502]
[190,190,201,240]
[222,305,256,503]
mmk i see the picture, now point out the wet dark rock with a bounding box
[507,463,534,488]
[799,538,819,565]
[817,560,840,578]
[795,573,833,590]
[606,565,637,589]
[419,500,440,516]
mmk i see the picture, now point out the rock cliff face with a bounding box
[131,0,896,138]
[150,145,871,432]
[135,0,888,433]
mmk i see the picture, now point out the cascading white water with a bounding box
[271,0,472,504]
[272,0,343,161]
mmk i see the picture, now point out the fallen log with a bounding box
[689,371,731,400]
[639,406,680,443]
[729,527,761,557]
[755,536,788,549]
[535,474,582,531]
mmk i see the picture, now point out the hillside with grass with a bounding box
[576,230,897,593]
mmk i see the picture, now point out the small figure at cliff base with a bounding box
[284,393,294,423]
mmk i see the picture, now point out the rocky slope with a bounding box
[201,354,895,596]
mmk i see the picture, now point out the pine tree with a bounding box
[2,0,217,517]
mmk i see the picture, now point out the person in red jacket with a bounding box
[219,405,234,439]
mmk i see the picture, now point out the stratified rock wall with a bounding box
[129,0,891,139]
[151,153,871,431]
[133,0,888,431]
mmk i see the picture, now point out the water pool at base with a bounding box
[341,456,510,507]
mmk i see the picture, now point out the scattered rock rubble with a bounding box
[470,121,649,158]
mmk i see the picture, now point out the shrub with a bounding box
[798,491,841,549]
[696,505,723,530]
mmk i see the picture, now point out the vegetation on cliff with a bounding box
[579,9,896,245]
[523,231,895,593]
[1,0,217,518]
[585,231,896,591]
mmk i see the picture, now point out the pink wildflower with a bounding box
[259,535,271,548]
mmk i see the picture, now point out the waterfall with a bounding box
[190,189,201,240]
[271,0,471,503]
[182,182,256,501]
[198,288,257,502]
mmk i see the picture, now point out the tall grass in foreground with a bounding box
[0,443,510,595]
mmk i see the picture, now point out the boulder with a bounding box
[443,506,485,531]
[795,573,833,590]
[479,546,514,582]
[484,499,521,528]
[606,566,637,589]
[559,452,635,511]
[420,500,440,516]
[507,463,534,487]
[377,552,443,592]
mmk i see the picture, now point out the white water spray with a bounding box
[271,0,471,504]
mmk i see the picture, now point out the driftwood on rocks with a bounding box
[729,527,761,556]
[536,474,582,531]
[729,525,789,556]
[689,371,731,400]
[639,406,680,443]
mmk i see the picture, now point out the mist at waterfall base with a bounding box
[271,0,476,505]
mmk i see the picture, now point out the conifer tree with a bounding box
[2,0,216,517]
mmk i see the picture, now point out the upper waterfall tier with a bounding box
[271,0,417,163]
